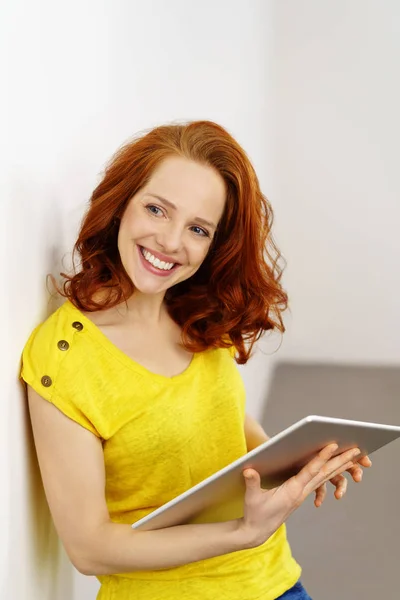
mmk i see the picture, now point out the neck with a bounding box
[114,289,167,326]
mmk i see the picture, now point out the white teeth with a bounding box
[141,248,175,271]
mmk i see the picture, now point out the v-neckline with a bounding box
[65,299,201,384]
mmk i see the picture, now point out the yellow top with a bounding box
[20,299,301,600]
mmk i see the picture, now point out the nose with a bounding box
[155,222,184,256]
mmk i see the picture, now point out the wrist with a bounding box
[231,518,260,551]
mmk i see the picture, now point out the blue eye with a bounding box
[146,204,163,216]
[191,226,209,237]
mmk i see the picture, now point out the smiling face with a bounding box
[117,155,227,297]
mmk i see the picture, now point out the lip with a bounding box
[139,245,181,264]
[137,245,180,277]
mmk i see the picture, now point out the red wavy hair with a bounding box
[57,121,288,364]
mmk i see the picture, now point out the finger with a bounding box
[314,483,327,507]
[357,455,372,468]
[295,443,339,488]
[346,464,363,482]
[243,468,261,492]
[308,447,361,489]
[330,474,348,499]
[308,451,360,494]
[324,457,357,483]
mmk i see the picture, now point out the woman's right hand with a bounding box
[238,443,362,548]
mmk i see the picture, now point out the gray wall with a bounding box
[262,363,400,600]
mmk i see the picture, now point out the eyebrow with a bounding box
[146,194,218,230]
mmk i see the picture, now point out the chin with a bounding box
[130,277,170,296]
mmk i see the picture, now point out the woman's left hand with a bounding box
[314,454,372,507]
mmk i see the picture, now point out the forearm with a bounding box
[76,518,249,576]
[244,413,269,452]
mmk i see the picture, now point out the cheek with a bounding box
[189,243,211,268]
[117,222,131,251]
[119,211,151,243]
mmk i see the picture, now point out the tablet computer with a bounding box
[131,415,400,531]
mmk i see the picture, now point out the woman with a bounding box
[20,121,370,600]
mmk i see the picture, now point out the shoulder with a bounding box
[219,334,236,360]
[200,344,238,373]
[20,301,83,400]
[20,300,102,437]
[21,301,84,387]
[23,299,80,341]
[227,345,236,359]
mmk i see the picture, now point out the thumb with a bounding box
[243,468,261,490]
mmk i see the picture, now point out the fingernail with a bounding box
[352,449,361,458]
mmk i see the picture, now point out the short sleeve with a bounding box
[20,313,101,438]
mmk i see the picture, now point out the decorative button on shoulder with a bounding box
[41,376,52,387]
[57,340,70,351]
[72,321,83,331]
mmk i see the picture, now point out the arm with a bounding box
[244,413,269,452]
[27,386,247,577]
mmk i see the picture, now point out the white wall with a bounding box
[2,1,273,599]
[270,0,400,365]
